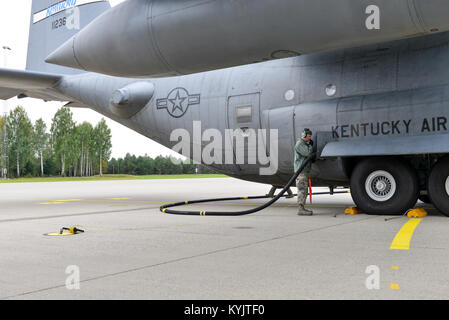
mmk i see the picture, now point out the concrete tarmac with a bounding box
[0,177,447,300]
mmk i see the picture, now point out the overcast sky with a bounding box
[0,0,180,159]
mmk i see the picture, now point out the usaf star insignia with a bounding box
[156,87,201,118]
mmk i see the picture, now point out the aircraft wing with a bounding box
[0,68,69,102]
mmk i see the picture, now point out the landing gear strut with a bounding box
[267,186,294,198]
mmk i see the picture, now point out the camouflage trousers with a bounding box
[296,173,309,206]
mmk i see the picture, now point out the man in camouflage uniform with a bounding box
[294,128,314,215]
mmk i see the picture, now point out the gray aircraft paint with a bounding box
[27,0,111,75]
[0,0,110,100]
[46,0,449,77]
[1,0,449,190]
[43,31,449,187]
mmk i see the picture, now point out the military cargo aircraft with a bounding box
[1,0,448,216]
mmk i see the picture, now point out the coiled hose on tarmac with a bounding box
[160,153,331,216]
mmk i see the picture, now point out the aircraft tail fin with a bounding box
[26,0,111,75]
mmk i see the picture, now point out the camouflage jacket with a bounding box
[294,139,313,174]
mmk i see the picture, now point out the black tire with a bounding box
[418,195,432,204]
[350,158,419,215]
[428,156,449,216]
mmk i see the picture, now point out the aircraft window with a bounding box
[236,105,252,123]
[284,89,295,101]
[325,84,337,96]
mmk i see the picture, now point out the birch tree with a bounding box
[6,107,33,177]
[50,107,75,176]
[93,119,112,176]
[33,118,48,176]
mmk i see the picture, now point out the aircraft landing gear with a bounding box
[418,195,431,204]
[428,156,449,216]
[266,186,294,198]
[350,158,419,215]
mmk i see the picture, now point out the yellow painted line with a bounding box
[40,199,83,205]
[39,202,65,205]
[391,266,399,270]
[390,219,423,250]
[109,198,130,200]
[390,283,400,290]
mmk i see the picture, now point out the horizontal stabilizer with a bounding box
[64,101,90,108]
[0,87,23,100]
[0,68,62,90]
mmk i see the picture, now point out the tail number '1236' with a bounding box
[51,8,80,31]
[52,17,66,29]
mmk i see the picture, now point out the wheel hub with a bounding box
[375,180,388,192]
[365,170,397,202]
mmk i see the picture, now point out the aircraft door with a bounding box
[294,100,339,150]
[227,93,261,173]
[261,106,295,175]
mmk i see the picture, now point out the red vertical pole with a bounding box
[309,178,312,204]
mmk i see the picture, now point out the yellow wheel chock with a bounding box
[345,207,362,215]
[407,208,427,218]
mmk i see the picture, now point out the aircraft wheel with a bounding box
[428,156,449,216]
[350,158,419,214]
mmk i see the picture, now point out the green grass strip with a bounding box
[0,174,228,183]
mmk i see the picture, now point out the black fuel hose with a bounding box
[160,153,322,216]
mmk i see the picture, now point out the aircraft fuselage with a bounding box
[56,31,449,189]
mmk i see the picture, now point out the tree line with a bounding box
[107,154,216,175]
[0,106,215,178]
[0,106,112,178]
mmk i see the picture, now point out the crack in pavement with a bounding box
[2,215,377,299]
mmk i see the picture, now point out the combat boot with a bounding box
[297,205,313,216]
